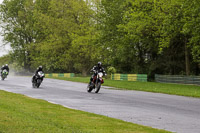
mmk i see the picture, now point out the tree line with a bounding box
[0,0,200,79]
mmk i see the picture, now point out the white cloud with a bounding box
[0,0,4,3]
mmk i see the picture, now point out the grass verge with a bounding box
[0,90,169,133]
[49,77,200,98]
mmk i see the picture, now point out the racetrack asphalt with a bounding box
[1,76,200,133]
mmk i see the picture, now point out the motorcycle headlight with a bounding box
[98,73,103,78]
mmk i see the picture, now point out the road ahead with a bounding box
[0,76,200,133]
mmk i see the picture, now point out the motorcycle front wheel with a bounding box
[36,78,42,88]
[94,82,101,93]
[1,76,5,80]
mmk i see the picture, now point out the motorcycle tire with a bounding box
[87,83,93,93]
[37,84,40,88]
[32,83,36,88]
[94,82,101,93]
[36,79,41,88]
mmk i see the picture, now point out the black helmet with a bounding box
[97,62,102,67]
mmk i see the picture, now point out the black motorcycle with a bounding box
[1,69,8,80]
[87,71,104,93]
[32,71,45,88]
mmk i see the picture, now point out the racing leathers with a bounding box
[0,65,9,75]
[90,65,106,83]
[32,67,44,83]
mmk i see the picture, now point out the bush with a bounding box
[107,66,116,75]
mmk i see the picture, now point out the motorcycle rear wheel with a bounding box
[87,83,93,92]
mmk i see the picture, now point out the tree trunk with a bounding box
[82,68,88,77]
[185,38,190,76]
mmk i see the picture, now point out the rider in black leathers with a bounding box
[0,64,9,75]
[90,62,106,84]
[32,66,44,83]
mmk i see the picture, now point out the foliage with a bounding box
[1,0,200,78]
[0,54,10,66]
[96,0,200,76]
[107,66,116,74]
[0,0,35,71]
[0,0,98,74]
[30,0,98,74]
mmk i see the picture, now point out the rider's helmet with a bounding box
[97,62,102,67]
[5,64,8,67]
[2,65,4,68]
[39,66,43,70]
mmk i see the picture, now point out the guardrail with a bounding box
[46,73,75,78]
[111,74,147,82]
[155,74,200,85]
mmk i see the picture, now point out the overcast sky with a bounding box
[0,0,11,57]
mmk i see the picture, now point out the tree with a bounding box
[30,0,98,74]
[158,0,200,75]
[96,0,127,72]
[0,0,35,71]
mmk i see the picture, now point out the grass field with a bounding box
[49,77,200,98]
[0,90,170,133]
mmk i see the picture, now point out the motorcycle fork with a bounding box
[95,75,99,86]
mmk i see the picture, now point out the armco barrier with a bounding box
[111,74,147,82]
[46,73,75,78]
[155,74,200,85]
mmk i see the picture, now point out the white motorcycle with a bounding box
[87,71,104,93]
[32,71,45,88]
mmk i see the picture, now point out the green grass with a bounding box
[0,90,170,133]
[49,77,200,98]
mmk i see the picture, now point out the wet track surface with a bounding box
[1,76,200,133]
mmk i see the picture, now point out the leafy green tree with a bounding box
[155,0,200,75]
[30,0,98,74]
[1,0,200,77]
[0,54,10,66]
[0,0,35,71]
[96,0,127,72]
[181,0,200,64]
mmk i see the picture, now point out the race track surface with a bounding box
[1,76,200,133]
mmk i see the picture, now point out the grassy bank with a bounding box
[49,77,200,98]
[0,90,169,133]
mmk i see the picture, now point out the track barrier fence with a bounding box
[111,74,147,82]
[46,73,75,78]
[155,74,200,85]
